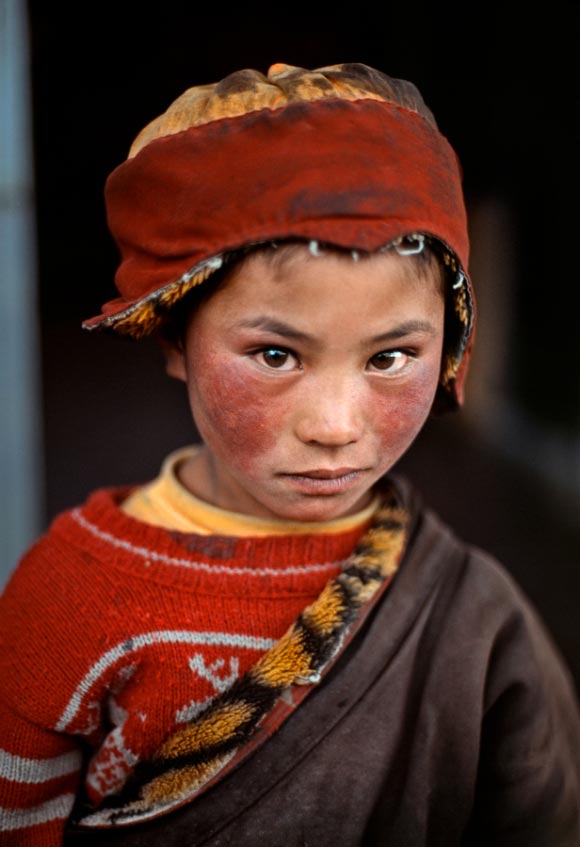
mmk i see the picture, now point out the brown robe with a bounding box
[64,480,580,846]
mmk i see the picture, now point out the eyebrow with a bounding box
[236,317,437,344]
[369,320,438,344]
[237,317,314,342]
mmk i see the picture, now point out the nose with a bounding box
[294,375,364,447]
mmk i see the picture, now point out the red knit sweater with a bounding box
[0,487,369,846]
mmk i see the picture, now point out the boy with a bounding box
[0,62,578,846]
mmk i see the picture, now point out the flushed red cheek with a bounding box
[191,362,282,469]
[372,375,438,455]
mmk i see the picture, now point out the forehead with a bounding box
[243,241,440,279]
[186,243,445,338]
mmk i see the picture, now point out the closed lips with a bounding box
[283,469,364,479]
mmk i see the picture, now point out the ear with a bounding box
[157,335,188,382]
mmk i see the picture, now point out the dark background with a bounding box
[26,2,580,684]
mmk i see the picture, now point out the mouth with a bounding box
[292,467,363,479]
[278,467,368,495]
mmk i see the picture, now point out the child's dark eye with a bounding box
[368,350,413,374]
[255,347,299,371]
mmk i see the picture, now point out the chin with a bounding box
[268,494,369,524]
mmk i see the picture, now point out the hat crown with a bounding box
[129,62,437,159]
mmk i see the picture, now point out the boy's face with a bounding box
[164,246,445,522]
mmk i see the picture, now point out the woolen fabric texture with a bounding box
[62,480,580,847]
[0,488,374,846]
